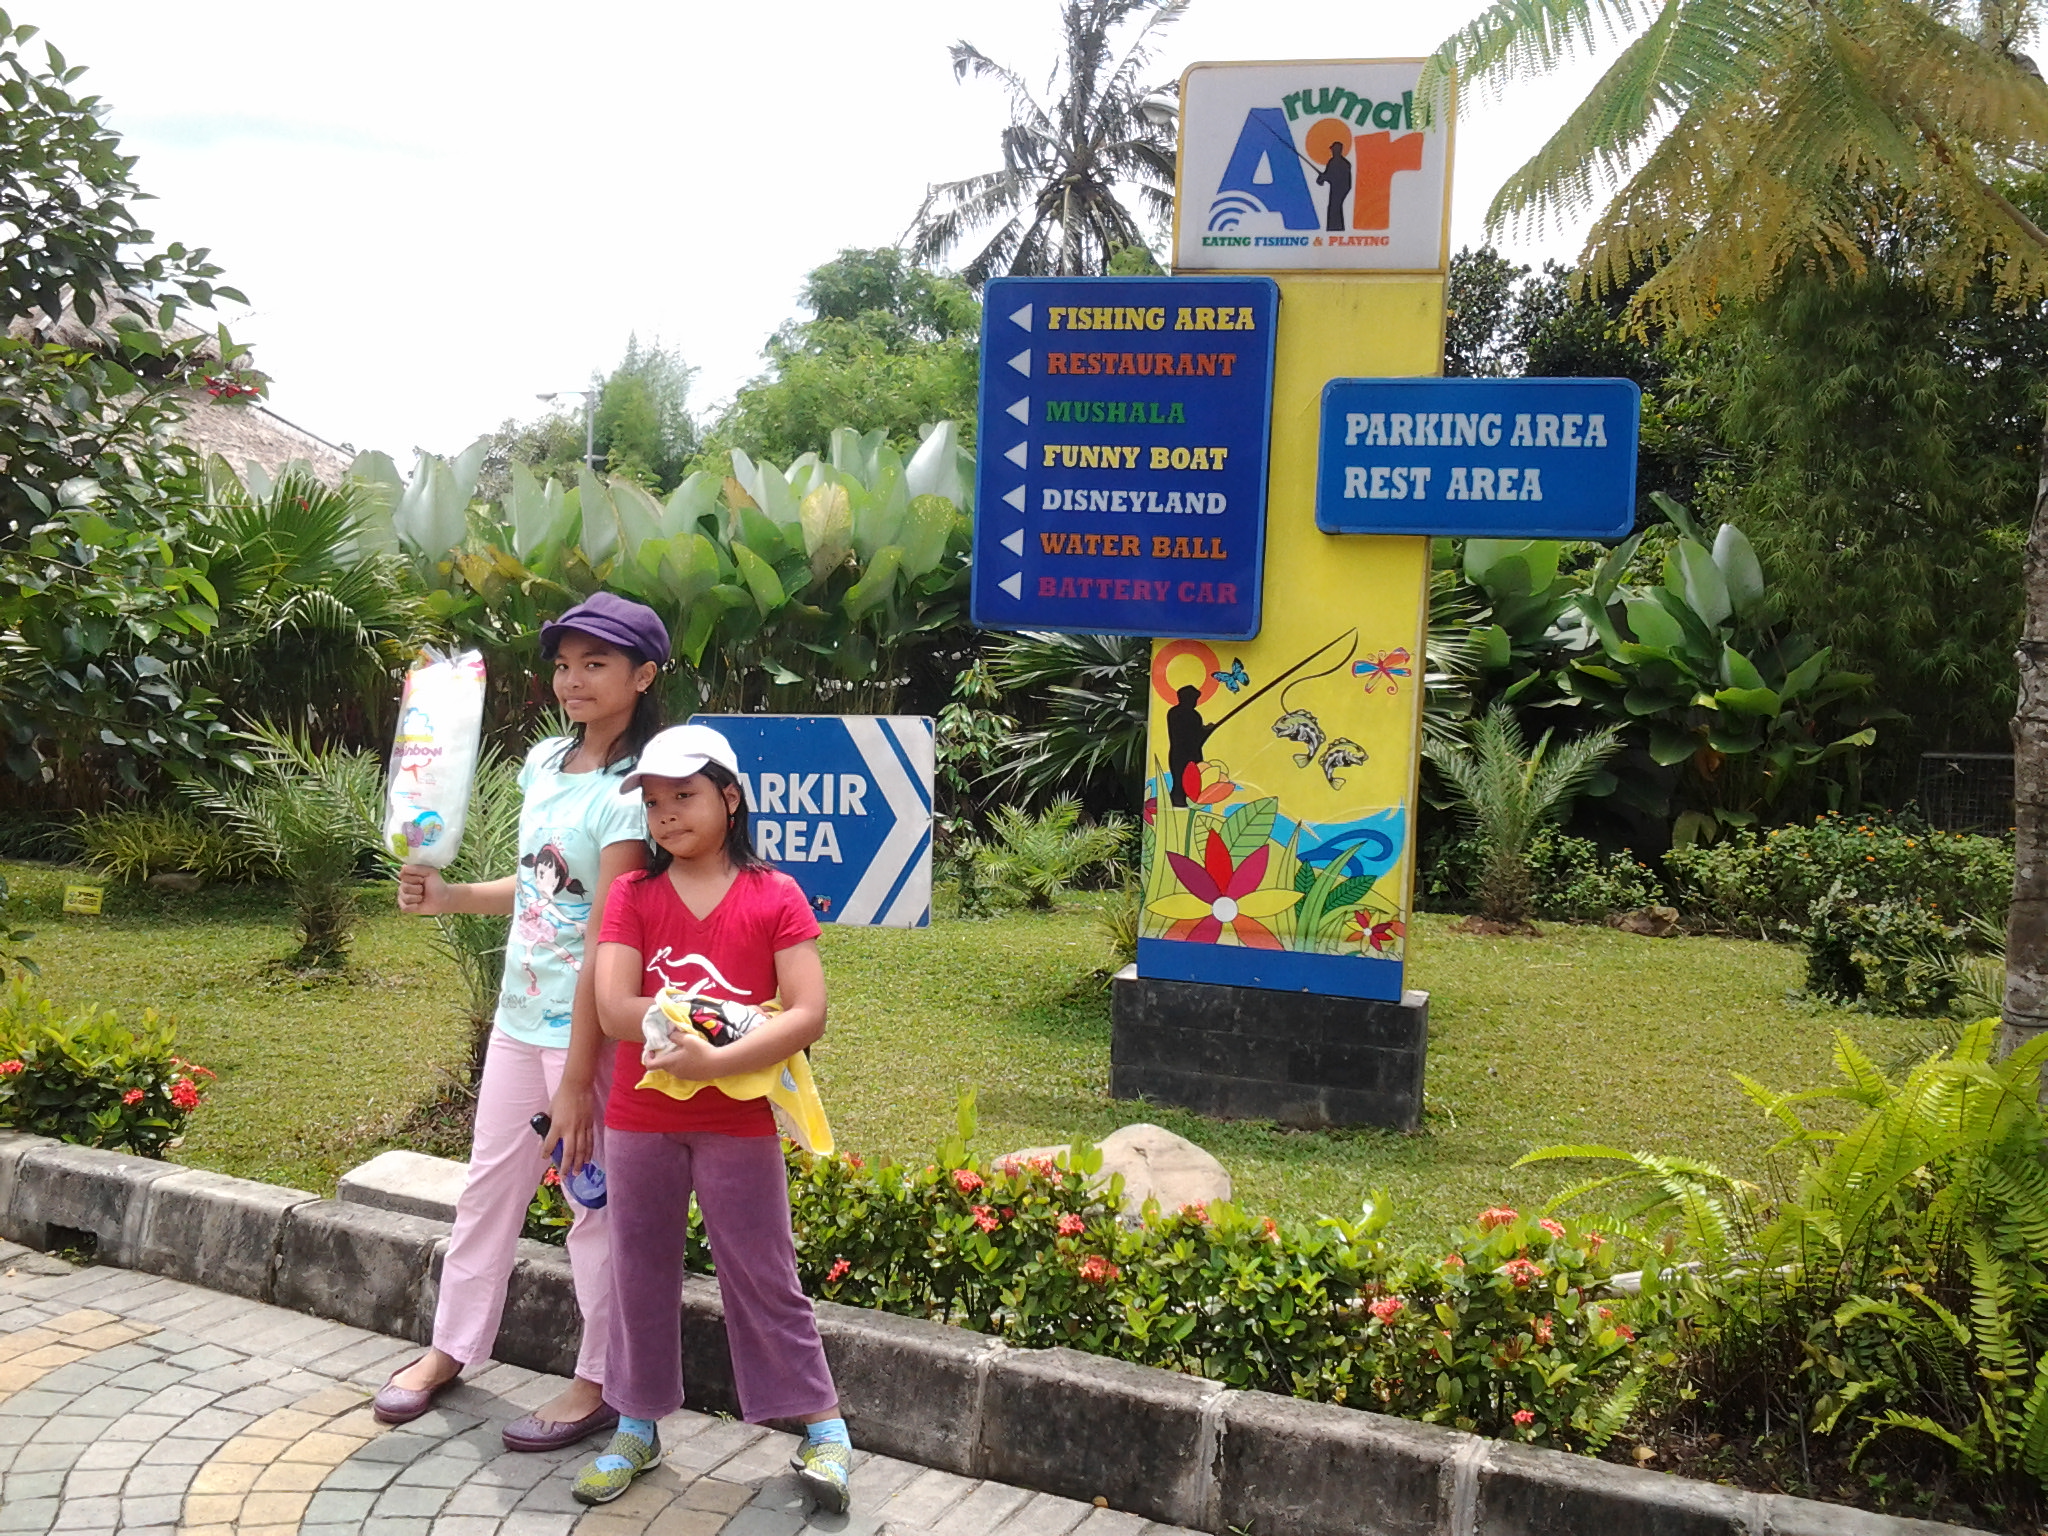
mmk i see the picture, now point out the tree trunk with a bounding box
[2003,395,2048,1060]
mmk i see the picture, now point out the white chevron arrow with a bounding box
[1008,350,1030,377]
[1003,442,1026,468]
[1001,528,1024,555]
[1009,304,1032,331]
[839,718,933,926]
[998,572,1023,599]
[1006,397,1029,424]
[1003,485,1026,511]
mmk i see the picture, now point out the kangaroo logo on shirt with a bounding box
[645,949,753,998]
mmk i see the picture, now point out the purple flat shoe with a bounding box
[502,1401,620,1452]
[372,1358,458,1425]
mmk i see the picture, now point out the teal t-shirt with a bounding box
[495,736,648,1047]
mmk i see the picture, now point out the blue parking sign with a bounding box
[691,715,934,928]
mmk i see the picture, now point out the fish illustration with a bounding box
[1319,737,1368,790]
[1273,708,1326,768]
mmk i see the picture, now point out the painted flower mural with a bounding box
[1148,831,1302,948]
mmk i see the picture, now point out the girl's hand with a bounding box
[643,1028,721,1082]
[545,1080,598,1176]
[398,865,453,915]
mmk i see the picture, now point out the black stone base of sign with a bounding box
[1108,965,1427,1131]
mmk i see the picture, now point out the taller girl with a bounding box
[381,593,668,1453]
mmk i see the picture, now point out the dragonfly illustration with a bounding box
[1351,648,1412,695]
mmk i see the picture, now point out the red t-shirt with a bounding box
[597,864,822,1135]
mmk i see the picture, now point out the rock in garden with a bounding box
[147,871,205,893]
[999,1123,1231,1216]
[1607,904,1680,937]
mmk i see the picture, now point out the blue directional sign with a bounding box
[690,715,933,928]
[971,275,1280,641]
[1315,377,1641,539]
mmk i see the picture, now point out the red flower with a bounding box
[542,1168,561,1188]
[844,1154,864,1171]
[1056,1213,1086,1237]
[1368,1295,1405,1323]
[1614,1323,1636,1341]
[1512,1409,1535,1427]
[952,1168,983,1194]
[1442,1252,1465,1268]
[826,1259,851,1284]
[1179,1201,1210,1223]
[1585,1231,1604,1253]
[971,1205,1000,1233]
[1342,909,1408,952]
[122,1088,144,1106]
[1477,1207,1518,1232]
[169,1079,200,1111]
[1533,1315,1553,1346]
[1500,1257,1544,1288]
[1157,832,1295,949]
[0,1060,22,1075]
[1077,1255,1122,1285]
[1260,1217,1279,1241]
[1539,1218,1566,1241]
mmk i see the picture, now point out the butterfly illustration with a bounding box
[1351,648,1413,695]
[1212,658,1250,692]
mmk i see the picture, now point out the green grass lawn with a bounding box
[2,858,1928,1243]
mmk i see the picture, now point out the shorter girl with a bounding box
[574,724,852,1512]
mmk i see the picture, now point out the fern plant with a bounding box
[1527,1019,2048,1495]
[186,723,383,967]
[973,797,1130,911]
[1423,703,1621,925]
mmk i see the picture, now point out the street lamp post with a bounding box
[536,389,599,473]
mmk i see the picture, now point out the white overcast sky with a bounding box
[35,1,1619,461]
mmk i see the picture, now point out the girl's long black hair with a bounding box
[542,633,664,772]
[642,761,770,879]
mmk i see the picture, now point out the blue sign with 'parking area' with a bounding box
[1315,377,1641,540]
[691,715,933,928]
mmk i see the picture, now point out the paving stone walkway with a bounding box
[0,1243,1196,1536]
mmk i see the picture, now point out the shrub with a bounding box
[75,806,257,884]
[1803,879,1971,1016]
[1424,704,1621,925]
[518,1094,1666,1448]
[1664,812,2011,938]
[0,977,211,1156]
[1420,827,1661,923]
[186,723,382,967]
[1529,1022,2048,1501]
[972,797,1129,911]
[0,874,33,979]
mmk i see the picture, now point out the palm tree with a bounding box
[909,0,1184,284]
[1425,705,1622,926]
[1421,1,2048,1035]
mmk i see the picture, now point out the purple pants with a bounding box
[603,1128,839,1424]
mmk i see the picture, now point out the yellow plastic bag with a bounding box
[635,986,833,1155]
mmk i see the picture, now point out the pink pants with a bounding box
[431,1027,614,1382]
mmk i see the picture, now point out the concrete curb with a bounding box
[0,1133,1991,1536]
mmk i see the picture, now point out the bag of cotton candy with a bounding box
[382,648,486,869]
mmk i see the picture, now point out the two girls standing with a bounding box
[386,593,851,1513]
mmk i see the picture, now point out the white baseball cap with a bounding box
[618,724,740,796]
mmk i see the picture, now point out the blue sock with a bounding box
[805,1416,849,1448]
[619,1414,657,1445]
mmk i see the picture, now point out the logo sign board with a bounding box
[970,275,1279,642]
[1315,377,1642,540]
[691,715,933,929]
[1173,60,1453,274]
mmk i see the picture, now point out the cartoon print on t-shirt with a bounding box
[514,841,590,997]
[644,948,754,1000]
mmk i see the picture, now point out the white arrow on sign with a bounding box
[1004,442,1026,468]
[1001,528,1024,555]
[1002,485,1026,511]
[1008,350,1030,377]
[1010,304,1032,331]
[998,572,1023,599]
[840,718,934,926]
[1006,397,1029,424]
